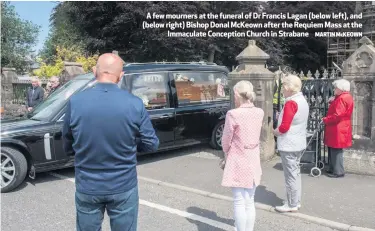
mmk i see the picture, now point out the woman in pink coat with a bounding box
[221,80,264,231]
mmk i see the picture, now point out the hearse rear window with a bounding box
[129,72,170,110]
[172,71,229,105]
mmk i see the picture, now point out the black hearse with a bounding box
[0,62,230,192]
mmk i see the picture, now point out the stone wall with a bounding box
[1,68,16,107]
[1,68,26,118]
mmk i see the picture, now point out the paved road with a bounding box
[2,144,373,231]
[135,144,375,229]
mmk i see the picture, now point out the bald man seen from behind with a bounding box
[62,53,159,231]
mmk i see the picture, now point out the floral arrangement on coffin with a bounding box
[175,73,195,83]
[216,78,225,97]
[133,92,149,106]
[140,95,149,106]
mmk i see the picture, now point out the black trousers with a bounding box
[273,109,278,144]
[273,108,278,129]
[328,147,345,175]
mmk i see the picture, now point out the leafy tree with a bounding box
[39,2,88,64]
[33,57,64,78]
[50,1,355,72]
[33,46,98,78]
[51,1,285,69]
[1,2,40,73]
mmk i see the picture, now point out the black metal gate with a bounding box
[301,77,336,165]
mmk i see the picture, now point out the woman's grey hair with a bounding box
[233,80,256,102]
[333,79,351,92]
[282,74,302,93]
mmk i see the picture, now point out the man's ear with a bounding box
[92,66,97,76]
[118,71,125,81]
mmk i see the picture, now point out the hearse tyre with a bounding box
[1,147,28,193]
[210,120,225,150]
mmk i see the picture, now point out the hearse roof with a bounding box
[123,62,229,73]
[73,62,229,80]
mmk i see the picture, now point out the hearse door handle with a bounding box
[159,114,171,119]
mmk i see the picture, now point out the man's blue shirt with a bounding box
[62,82,159,195]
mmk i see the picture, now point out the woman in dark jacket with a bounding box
[322,79,354,178]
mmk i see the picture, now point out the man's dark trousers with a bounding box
[75,186,138,231]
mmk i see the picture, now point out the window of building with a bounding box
[172,71,229,105]
[129,72,169,109]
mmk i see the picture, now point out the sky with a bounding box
[11,1,58,53]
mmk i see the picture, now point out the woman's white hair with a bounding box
[282,74,302,93]
[233,80,256,102]
[333,79,351,92]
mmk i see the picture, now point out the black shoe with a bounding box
[327,173,345,178]
[326,170,333,174]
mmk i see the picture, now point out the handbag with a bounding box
[219,158,226,170]
[219,152,227,170]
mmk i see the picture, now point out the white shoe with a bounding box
[275,204,298,213]
[282,201,301,209]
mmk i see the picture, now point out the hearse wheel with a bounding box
[210,120,225,150]
[1,147,28,193]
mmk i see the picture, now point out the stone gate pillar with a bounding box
[1,67,17,109]
[228,40,275,160]
[59,62,85,84]
[338,36,375,175]
[342,36,375,146]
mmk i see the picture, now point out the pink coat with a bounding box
[221,103,264,189]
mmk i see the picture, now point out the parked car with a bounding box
[0,62,230,193]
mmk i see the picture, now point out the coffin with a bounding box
[175,81,218,103]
